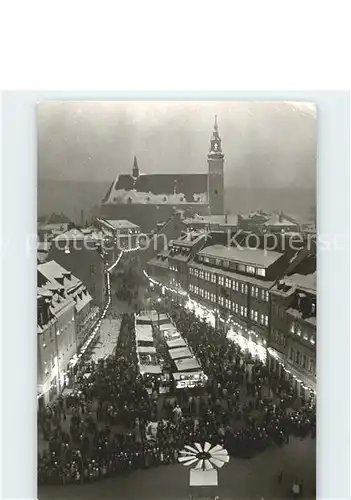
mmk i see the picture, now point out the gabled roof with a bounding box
[38,260,81,292]
[102,173,208,205]
[53,228,95,242]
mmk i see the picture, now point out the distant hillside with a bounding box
[38,179,315,224]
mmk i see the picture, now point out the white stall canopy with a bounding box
[169,347,193,360]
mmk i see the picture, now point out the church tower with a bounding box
[132,155,139,178]
[207,115,224,215]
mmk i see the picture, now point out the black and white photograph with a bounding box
[37,100,317,500]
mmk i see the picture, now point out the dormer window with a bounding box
[311,302,316,315]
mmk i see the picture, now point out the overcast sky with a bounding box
[38,100,316,189]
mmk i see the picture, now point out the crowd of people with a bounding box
[38,295,315,490]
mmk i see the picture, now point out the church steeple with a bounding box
[207,115,224,215]
[209,114,223,156]
[132,156,139,178]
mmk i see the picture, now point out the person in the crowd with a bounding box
[38,299,316,487]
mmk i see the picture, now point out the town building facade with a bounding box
[37,261,95,405]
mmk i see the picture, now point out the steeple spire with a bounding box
[132,155,139,178]
[209,115,222,155]
[214,114,218,131]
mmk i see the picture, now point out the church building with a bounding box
[100,117,225,232]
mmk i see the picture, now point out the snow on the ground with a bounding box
[90,318,122,362]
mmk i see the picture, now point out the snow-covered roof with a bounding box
[190,261,275,288]
[38,261,81,292]
[174,357,201,372]
[166,338,187,349]
[137,345,157,354]
[184,214,238,226]
[139,364,162,375]
[105,219,140,230]
[39,223,70,232]
[105,188,208,205]
[264,213,299,227]
[53,228,95,242]
[135,324,154,342]
[284,272,316,293]
[102,173,209,205]
[168,347,193,360]
[159,323,177,332]
[198,244,282,268]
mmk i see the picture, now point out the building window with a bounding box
[218,296,224,306]
[189,268,194,275]
[264,315,268,326]
[215,258,221,266]
[200,288,204,297]
[225,277,231,288]
[296,351,300,365]
[223,260,229,268]
[204,272,210,281]
[290,322,295,334]
[90,264,95,275]
[233,303,239,314]
[225,298,231,309]
[251,286,259,298]
[261,289,269,301]
[302,355,307,369]
[210,273,217,283]
[311,302,316,314]
[189,284,193,292]
[194,269,199,277]
[257,268,266,276]
[218,276,224,286]
[308,359,314,373]
[310,335,316,345]
[199,270,204,279]
[289,348,294,361]
[241,283,248,294]
[232,280,239,292]
[240,305,247,317]
[296,326,301,336]
[247,265,255,274]
[210,293,216,303]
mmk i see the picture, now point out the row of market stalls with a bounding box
[135,309,207,392]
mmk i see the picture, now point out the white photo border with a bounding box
[1,91,350,499]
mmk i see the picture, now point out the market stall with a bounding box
[173,370,207,389]
[166,337,187,349]
[168,346,194,361]
[174,357,201,372]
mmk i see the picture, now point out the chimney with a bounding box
[224,213,228,224]
[279,211,283,223]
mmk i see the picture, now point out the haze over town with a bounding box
[38,101,316,223]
